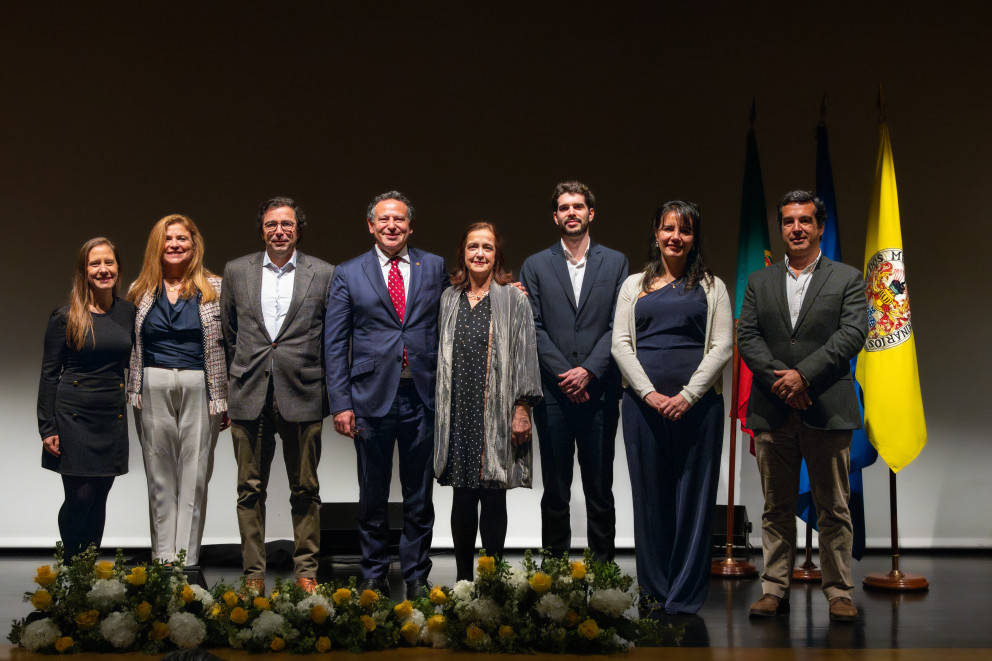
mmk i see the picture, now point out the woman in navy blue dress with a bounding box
[611,201,732,614]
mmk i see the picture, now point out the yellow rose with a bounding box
[477,555,496,575]
[34,565,57,587]
[499,624,514,639]
[400,621,420,644]
[223,591,239,608]
[570,560,587,580]
[230,607,249,624]
[181,584,195,603]
[565,609,580,627]
[359,589,379,608]
[315,636,332,652]
[210,603,223,618]
[466,625,485,643]
[149,621,169,640]
[577,618,600,640]
[270,636,285,651]
[127,566,147,586]
[31,589,52,611]
[310,604,328,624]
[429,586,448,605]
[94,560,115,580]
[393,600,413,619]
[427,614,445,633]
[332,588,352,605]
[360,614,376,632]
[529,572,552,593]
[135,601,152,622]
[54,636,74,652]
[74,609,99,630]
[253,596,270,610]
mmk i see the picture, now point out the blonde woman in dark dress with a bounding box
[38,238,136,562]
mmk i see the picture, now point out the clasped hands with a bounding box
[557,366,592,403]
[644,391,689,421]
[772,369,811,410]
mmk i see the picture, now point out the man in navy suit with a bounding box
[324,191,447,599]
[519,181,628,562]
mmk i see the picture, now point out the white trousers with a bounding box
[135,367,220,565]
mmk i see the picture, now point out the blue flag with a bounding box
[797,122,879,560]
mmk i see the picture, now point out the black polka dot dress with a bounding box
[438,292,491,488]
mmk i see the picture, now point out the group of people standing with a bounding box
[37,182,868,622]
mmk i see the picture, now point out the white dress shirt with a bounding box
[261,250,297,340]
[561,238,591,306]
[784,251,822,328]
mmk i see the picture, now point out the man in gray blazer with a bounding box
[220,197,335,595]
[738,190,868,622]
[519,181,628,562]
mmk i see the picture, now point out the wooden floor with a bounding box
[2,548,990,658]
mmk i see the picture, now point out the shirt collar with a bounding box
[785,250,821,278]
[375,244,410,266]
[561,238,591,265]
[263,250,298,272]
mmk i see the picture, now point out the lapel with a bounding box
[793,257,832,332]
[549,243,578,312]
[361,248,401,324]
[772,262,792,332]
[275,252,314,340]
[576,241,603,314]
[246,253,271,342]
[404,247,423,324]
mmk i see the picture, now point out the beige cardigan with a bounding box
[611,272,732,406]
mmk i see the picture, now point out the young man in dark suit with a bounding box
[324,191,447,599]
[519,181,629,562]
[220,197,335,595]
[738,190,868,622]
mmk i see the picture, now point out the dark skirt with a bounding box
[44,372,129,477]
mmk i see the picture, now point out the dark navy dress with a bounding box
[621,284,723,614]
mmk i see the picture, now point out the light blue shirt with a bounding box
[261,250,298,340]
[784,251,822,329]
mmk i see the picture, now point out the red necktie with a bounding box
[388,257,408,367]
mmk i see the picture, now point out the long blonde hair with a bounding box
[67,238,121,350]
[129,214,217,305]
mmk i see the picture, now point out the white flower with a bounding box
[190,585,214,608]
[19,618,60,652]
[534,593,568,623]
[451,579,474,601]
[405,609,426,627]
[373,610,389,624]
[421,626,447,648]
[168,612,206,649]
[461,596,501,625]
[507,566,529,594]
[235,628,253,645]
[589,587,633,617]
[99,611,138,648]
[296,593,334,618]
[560,576,573,586]
[86,578,127,609]
[250,610,286,639]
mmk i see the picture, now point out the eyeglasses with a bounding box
[263,221,297,231]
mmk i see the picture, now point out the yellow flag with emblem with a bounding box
[855,120,927,472]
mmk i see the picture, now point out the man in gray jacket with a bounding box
[220,196,335,595]
[737,190,867,622]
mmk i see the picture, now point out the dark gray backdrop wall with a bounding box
[2,1,989,548]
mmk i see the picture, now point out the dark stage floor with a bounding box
[2,548,990,650]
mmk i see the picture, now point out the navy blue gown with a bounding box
[622,283,723,614]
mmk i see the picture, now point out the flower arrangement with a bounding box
[9,545,681,654]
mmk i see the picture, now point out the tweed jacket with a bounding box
[433,283,542,489]
[221,251,335,422]
[737,256,868,431]
[127,275,228,414]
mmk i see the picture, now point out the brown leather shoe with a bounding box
[749,593,789,617]
[243,577,266,596]
[829,596,859,622]
[296,577,318,594]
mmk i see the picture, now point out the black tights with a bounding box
[450,487,507,581]
[59,475,115,562]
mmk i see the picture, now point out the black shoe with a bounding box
[405,578,432,600]
[359,577,391,599]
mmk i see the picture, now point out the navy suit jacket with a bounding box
[519,241,629,401]
[324,246,448,419]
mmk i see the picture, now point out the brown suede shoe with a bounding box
[829,596,859,622]
[243,577,266,596]
[748,593,789,617]
[296,577,318,594]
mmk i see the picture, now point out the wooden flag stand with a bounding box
[712,347,757,577]
[863,469,929,590]
[792,523,822,581]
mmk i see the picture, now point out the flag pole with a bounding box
[712,331,756,577]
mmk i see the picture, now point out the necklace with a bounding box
[466,289,489,301]
[164,279,184,292]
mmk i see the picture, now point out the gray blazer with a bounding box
[737,256,867,431]
[220,251,335,422]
